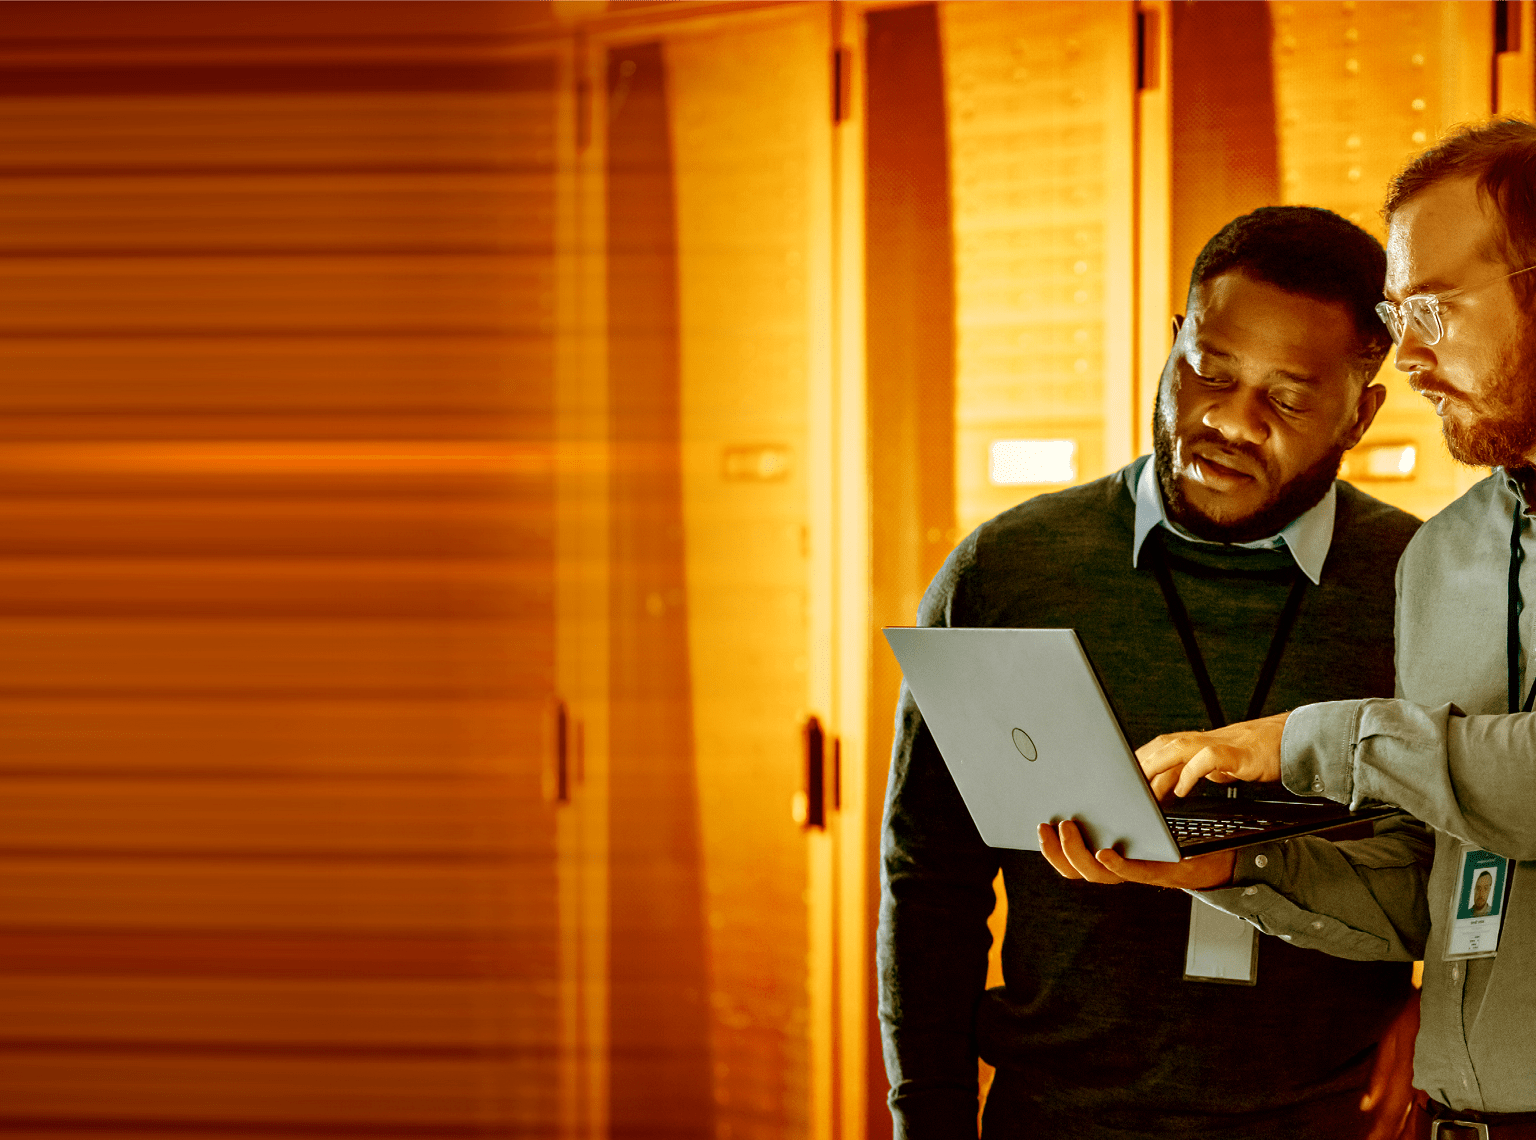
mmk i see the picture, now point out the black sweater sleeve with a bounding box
[877,540,1002,1139]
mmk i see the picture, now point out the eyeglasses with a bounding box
[1375,264,1536,346]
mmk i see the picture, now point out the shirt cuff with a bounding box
[1188,841,1288,922]
[1188,839,1393,958]
[1280,699,1362,806]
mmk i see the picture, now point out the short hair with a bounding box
[1188,205,1392,379]
[1384,117,1536,281]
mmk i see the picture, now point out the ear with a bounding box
[1340,381,1388,450]
[1170,313,1184,341]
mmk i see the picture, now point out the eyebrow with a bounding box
[1191,341,1318,384]
[1391,277,1457,299]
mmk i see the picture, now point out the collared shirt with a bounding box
[1197,469,1536,1113]
[1130,455,1337,586]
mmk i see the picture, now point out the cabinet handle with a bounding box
[796,715,826,830]
[547,699,570,805]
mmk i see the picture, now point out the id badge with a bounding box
[1184,897,1258,985]
[1444,844,1516,961]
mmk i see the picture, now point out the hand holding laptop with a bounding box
[1137,712,1289,799]
[1038,712,1290,889]
[1037,820,1237,889]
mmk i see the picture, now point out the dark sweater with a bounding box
[878,458,1424,1140]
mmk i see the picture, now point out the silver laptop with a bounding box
[884,626,1395,861]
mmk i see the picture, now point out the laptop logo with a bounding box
[1011,727,1037,762]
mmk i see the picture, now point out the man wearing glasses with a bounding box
[881,207,1427,1139]
[1047,120,1536,1138]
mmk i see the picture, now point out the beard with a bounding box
[1434,328,1536,473]
[1153,416,1346,545]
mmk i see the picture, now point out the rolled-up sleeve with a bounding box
[1284,697,1536,861]
[1193,811,1433,962]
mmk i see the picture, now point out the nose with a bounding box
[1200,387,1268,446]
[1390,329,1434,374]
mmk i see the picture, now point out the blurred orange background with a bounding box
[0,2,1525,1138]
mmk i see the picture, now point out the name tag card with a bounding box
[1185,897,1258,985]
[1444,844,1516,961]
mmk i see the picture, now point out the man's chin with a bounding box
[1173,488,1275,544]
[1168,458,1339,545]
[1441,419,1485,467]
[1154,429,1344,546]
[1441,409,1536,469]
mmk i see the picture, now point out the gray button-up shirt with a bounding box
[1197,470,1536,1113]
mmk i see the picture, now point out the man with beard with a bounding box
[879,206,1427,1139]
[1471,871,1496,918]
[1056,121,1536,1137]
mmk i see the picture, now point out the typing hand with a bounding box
[1037,820,1235,890]
[1137,711,1290,800]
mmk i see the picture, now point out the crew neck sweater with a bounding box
[879,457,1426,1139]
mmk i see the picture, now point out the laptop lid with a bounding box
[884,626,1183,862]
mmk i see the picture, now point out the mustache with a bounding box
[1406,366,1469,398]
[1182,432,1267,472]
[1411,378,1456,400]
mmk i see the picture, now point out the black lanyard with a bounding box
[1508,499,1536,714]
[1145,531,1309,729]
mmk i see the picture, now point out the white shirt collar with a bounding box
[1130,455,1336,585]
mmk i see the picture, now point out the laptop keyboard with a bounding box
[1165,815,1289,844]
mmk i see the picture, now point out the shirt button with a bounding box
[1312,920,1324,929]
[1243,886,1258,897]
[1452,964,1460,982]
[1254,854,1269,869]
[1311,776,1325,793]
